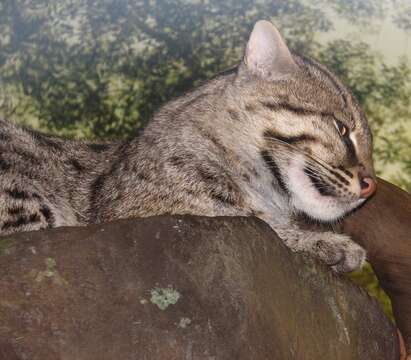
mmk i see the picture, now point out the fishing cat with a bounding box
[0,21,376,273]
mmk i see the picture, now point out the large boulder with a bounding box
[341,178,411,353]
[0,215,398,359]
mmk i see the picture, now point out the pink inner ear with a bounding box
[245,20,298,80]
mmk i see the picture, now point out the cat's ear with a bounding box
[244,21,298,80]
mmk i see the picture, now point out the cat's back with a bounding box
[0,117,108,181]
[0,117,115,234]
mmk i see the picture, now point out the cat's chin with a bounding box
[291,195,364,223]
[286,157,365,222]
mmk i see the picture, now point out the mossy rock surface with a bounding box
[0,216,398,360]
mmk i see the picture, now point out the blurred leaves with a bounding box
[391,0,411,31]
[0,0,394,137]
[324,0,386,25]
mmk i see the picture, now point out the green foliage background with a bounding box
[0,0,410,317]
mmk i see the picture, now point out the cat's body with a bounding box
[0,21,376,272]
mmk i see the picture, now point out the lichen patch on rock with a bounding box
[178,317,191,328]
[31,257,67,286]
[150,286,181,310]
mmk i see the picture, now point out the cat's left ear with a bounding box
[244,20,298,80]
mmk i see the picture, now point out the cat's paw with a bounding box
[313,233,366,273]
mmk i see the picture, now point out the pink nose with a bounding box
[360,177,377,199]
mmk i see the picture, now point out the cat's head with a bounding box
[238,21,376,222]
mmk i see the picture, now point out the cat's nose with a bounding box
[359,177,376,199]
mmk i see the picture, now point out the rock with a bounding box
[341,178,411,353]
[0,216,398,360]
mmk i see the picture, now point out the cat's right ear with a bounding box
[244,20,298,80]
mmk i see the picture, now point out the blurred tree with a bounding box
[0,0,384,138]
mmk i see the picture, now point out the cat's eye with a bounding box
[334,120,348,137]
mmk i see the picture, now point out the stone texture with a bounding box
[341,178,411,353]
[0,215,398,360]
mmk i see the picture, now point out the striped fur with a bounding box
[0,21,374,272]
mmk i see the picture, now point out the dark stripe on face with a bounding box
[304,167,335,196]
[264,129,315,145]
[260,100,338,123]
[260,100,319,116]
[260,150,288,193]
[306,164,350,192]
[342,136,357,166]
[261,100,358,167]
[328,169,350,186]
[337,166,353,179]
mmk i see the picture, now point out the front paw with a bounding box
[313,233,366,273]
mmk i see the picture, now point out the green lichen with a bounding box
[33,257,67,286]
[150,286,181,310]
[45,257,56,268]
[178,317,191,328]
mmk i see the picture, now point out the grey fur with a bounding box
[0,21,375,272]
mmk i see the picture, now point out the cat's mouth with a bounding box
[286,157,366,222]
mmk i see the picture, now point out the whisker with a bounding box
[261,152,333,180]
[304,164,335,180]
[262,136,353,186]
[262,136,337,173]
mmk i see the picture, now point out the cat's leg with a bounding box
[275,227,366,273]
